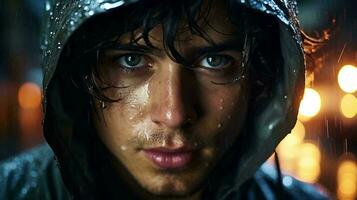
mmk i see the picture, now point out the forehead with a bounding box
[118,0,242,48]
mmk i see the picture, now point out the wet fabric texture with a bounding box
[0,0,330,199]
[0,144,70,200]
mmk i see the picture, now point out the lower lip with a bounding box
[143,150,194,169]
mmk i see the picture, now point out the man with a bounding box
[0,0,330,199]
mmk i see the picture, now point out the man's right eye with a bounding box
[115,54,149,70]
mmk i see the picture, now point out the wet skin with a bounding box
[92,1,250,199]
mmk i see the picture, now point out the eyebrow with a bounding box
[106,40,245,58]
[105,43,160,54]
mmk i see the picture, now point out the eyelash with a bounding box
[113,53,152,71]
[114,54,236,70]
[196,54,234,70]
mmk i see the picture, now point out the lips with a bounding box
[143,147,194,170]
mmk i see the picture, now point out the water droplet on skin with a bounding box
[220,98,224,103]
[121,145,127,151]
[161,140,167,147]
[284,95,288,99]
[217,123,222,128]
[166,112,173,120]
[219,106,223,110]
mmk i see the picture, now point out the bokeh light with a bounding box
[340,94,357,118]
[338,65,357,93]
[290,121,306,143]
[296,142,321,183]
[276,121,306,172]
[278,121,306,149]
[298,88,322,120]
[18,82,42,109]
[338,160,357,200]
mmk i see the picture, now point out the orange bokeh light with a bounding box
[18,82,42,109]
[338,160,357,200]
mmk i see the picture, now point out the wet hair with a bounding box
[60,0,280,105]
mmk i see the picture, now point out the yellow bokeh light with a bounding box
[340,94,357,118]
[296,143,321,183]
[277,121,305,155]
[338,65,357,93]
[276,121,306,172]
[298,88,322,118]
[298,143,321,161]
[290,120,305,143]
[338,160,357,200]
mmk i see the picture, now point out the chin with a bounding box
[140,173,200,197]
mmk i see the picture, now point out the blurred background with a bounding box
[0,0,357,199]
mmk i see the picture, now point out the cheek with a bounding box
[204,84,248,123]
[200,83,249,150]
[93,84,150,151]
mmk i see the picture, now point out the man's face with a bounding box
[93,0,249,197]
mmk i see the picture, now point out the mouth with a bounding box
[143,146,195,170]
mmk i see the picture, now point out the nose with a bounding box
[150,63,197,128]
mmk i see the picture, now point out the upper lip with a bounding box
[143,145,195,153]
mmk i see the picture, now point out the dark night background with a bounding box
[0,0,356,199]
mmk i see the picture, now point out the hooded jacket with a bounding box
[0,0,330,199]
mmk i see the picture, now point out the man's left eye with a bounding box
[199,55,232,69]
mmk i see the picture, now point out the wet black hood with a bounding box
[42,0,305,199]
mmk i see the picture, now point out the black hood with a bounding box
[41,0,305,199]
